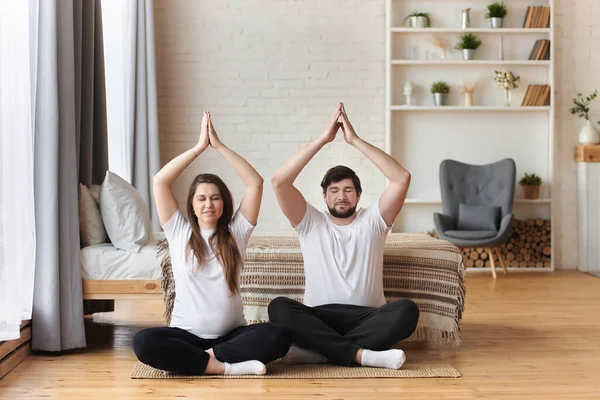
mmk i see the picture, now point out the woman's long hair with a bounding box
[186,173,242,295]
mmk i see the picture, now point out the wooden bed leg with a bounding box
[495,247,509,275]
[486,248,497,279]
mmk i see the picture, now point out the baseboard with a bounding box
[0,320,32,379]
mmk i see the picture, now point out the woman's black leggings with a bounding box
[133,322,292,374]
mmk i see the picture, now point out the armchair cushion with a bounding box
[457,203,500,232]
[444,230,498,240]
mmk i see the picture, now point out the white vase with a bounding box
[461,8,471,29]
[578,120,600,145]
[464,92,473,106]
[403,81,414,105]
[504,88,512,107]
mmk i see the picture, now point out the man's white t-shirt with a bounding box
[295,201,392,308]
[161,209,254,339]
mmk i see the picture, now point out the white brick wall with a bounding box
[154,0,386,234]
[154,0,599,270]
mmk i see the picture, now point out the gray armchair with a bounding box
[434,159,516,279]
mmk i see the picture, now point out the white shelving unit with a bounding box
[385,0,555,270]
[391,105,551,111]
[391,28,550,33]
[391,60,550,65]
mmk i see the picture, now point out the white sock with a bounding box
[282,345,327,364]
[223,360,266,376]
[360,349,406,369]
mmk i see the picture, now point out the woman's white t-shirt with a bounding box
[161,209,254,339]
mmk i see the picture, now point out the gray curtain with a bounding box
[33,0,108,351]
[131,0,161,232]
[75,0,109,187]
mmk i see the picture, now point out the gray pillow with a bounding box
[78,183,108,247]
[457,203,500,231]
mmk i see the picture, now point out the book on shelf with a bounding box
[528,39,550,60]
[521,84,551,106]
[523,6,551,28]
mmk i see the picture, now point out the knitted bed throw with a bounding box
[157,233,466,346]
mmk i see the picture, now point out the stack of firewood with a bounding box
[429,218,551,269]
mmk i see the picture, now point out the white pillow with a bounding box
[99,171,152,253]
[78,183,108,247]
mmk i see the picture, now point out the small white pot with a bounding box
[410,16,428,28]
[578,120,600,145]
[490,17,504,28]
[462,49,475,60]
[433,93,448,106]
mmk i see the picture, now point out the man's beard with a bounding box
[328,203,357,219]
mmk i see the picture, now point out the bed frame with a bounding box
[82,280,162,300]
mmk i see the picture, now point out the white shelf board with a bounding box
[391,105,551,112]
[391,60,551,66]
[404,198,551,205]
[391,28,551,34]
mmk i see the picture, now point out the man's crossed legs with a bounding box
[268,297,419,369]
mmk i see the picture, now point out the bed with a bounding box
[81,233,164,300]
[82,233,466,346]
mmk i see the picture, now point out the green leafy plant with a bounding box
[486,1,508,19]
[430,81,450,94]
[570,90,599,123]
[519,173,542,186]
[403,11,431,27]
[455,33,482,50]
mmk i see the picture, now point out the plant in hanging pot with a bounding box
[486,1,508,28]
[455,33,482,61]
[494,69,520,107]
[403,11,431,28]
[519,173,542,200]
[431,81,450,106]
[570,90,600,144]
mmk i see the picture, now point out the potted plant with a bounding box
[570,90,600,144]
[486,1,508,28]
[403,11,431,28]
[455,33,482,60]
[494,69,520,107]
[431,81,450,106]
[519,173,542,199]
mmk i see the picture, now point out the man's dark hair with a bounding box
[320,165,362,195]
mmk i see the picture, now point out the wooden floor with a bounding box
[1,271,600,399]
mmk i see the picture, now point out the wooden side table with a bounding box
[575,145,600,275]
